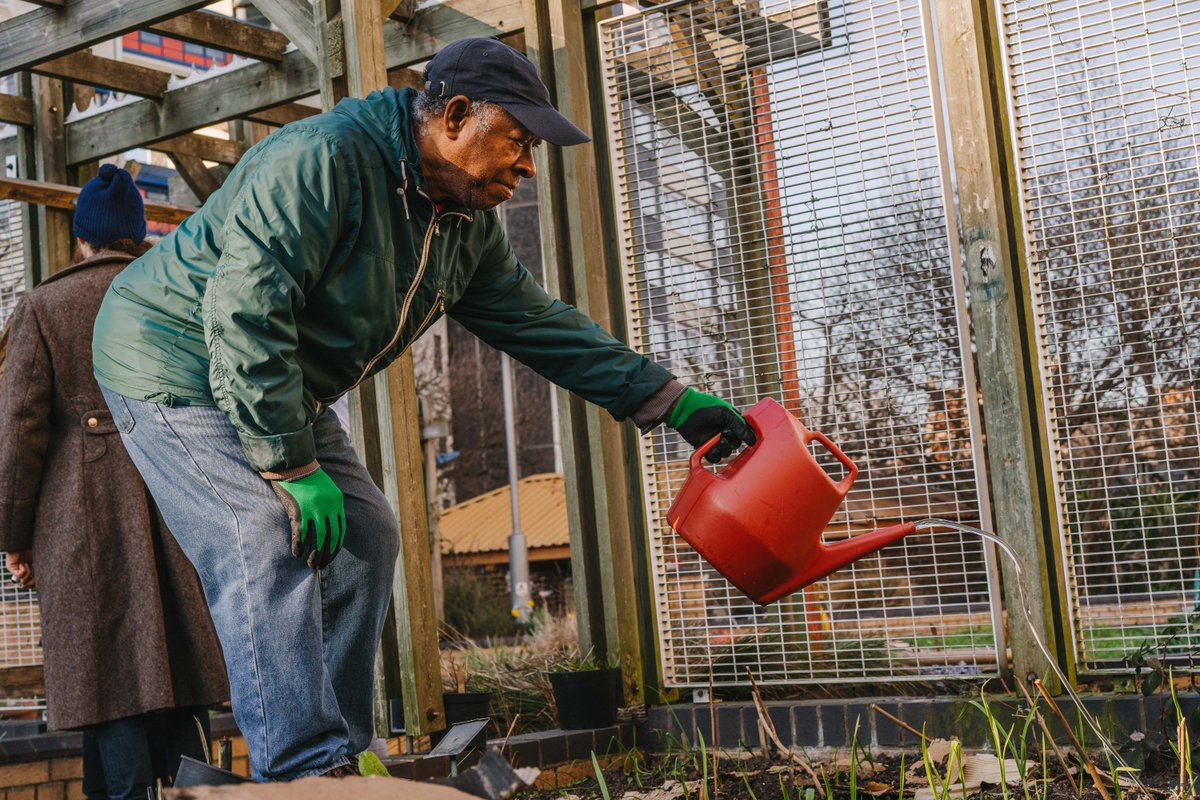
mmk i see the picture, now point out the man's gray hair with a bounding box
[412,90,504,133]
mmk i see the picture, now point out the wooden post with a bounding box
[334,0,446,736]
[15,73,41,292]
[30,75,71,277]
[523,0,648,706]
[931,0,1072,689]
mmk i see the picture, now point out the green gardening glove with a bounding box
[667,388,756,464]
[270,468,346,569]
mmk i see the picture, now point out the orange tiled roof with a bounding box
[439,473,568,555]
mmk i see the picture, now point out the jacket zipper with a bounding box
[322,207,469,402]
[407,290,446,345]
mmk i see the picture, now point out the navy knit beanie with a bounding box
[73,164,147,246]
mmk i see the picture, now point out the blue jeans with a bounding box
[86,708,212,798]
[101,388,400,781]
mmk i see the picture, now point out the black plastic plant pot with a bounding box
[549,668,622,730]
[430,691,493,745]
[392,691,494,739]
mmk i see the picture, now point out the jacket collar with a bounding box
[38,251,136,287]
[334,86,476,220]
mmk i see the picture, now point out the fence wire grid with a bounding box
[998,0,1200,673]
[600,0,1002,687]
[0,187,44,711]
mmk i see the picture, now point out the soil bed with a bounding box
[518,750,1179,800]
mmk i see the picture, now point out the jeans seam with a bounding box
[148,403,274,772]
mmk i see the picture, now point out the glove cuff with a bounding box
[259,459,321,482]
[632,379,687,433]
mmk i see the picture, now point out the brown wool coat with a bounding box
[0,253,229,730]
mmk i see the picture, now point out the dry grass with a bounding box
[440,611,582,735]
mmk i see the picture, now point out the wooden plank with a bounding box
[242,102,319,127]
[932,0,1067,688]
[0,665,44,699]
[338,0,445,739]
[146,11,289,63]
[523,0,648,705]
[167,153,221,202]
[64,47,319,166]
[252,0,322,65]
[22,0,64,7]
[0,93,32,127]
[151,133,245,165]
[380,0,524,68]
[32,76,71,278]
[63,0,526,166]
[0,176,197,225]
[0,0,211,77]
[385,0,418,22]
[34,51,171,99]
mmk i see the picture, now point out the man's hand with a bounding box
[270,468,346,569]
[5,552,34,589]
[666,388,756,463]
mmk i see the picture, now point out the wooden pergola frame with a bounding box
[0,0,650,739]
[0,0,1070,738]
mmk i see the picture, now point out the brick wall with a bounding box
[0,757,84,800]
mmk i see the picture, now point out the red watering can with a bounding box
[666,397,917,606]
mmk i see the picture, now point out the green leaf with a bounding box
[1142,670,1162,696]
[358,751,390,777]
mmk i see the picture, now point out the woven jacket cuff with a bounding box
[607,360,676,421]
[632,378,686,433]
[238,426,316,474]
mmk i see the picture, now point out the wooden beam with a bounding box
[146,11,289,64]
[32,76,71,278]
[63,0,526,165]
[33,51,171,99]
[381,0,523,68]
[932,0,1067,687]
[0,0,211,77]
[387,69,425,91]
[523,0,649,705]
[252,0,322,65]
[168,153,222,202]
[64,47,318,166]
[18,0,63,7]
[0,94,33,127]
[385,0,417,22]
[340,0,445,740]
[0,176,197,225]
[150,133,245,165]
[242,102,319,127]
[0,665,44,699]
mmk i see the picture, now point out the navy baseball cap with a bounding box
[424,38,590,147]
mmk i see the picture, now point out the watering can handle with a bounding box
[804,430,859,495]
[689,432,725,475]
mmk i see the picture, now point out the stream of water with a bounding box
[914,518,1150,797]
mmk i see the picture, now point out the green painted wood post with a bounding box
[930,0,1073,690]
[324,0,446,736]
[522,0,649,707]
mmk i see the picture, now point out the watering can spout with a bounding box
[805,522,919,584]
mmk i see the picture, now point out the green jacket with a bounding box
[93,87,671,473]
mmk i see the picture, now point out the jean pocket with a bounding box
[104,392,137,434]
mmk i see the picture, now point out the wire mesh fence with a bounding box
[0,174,45,711]
[599,0,1001,687]
[997,0,1200,674]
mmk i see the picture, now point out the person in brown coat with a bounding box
[0,165,229,799]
